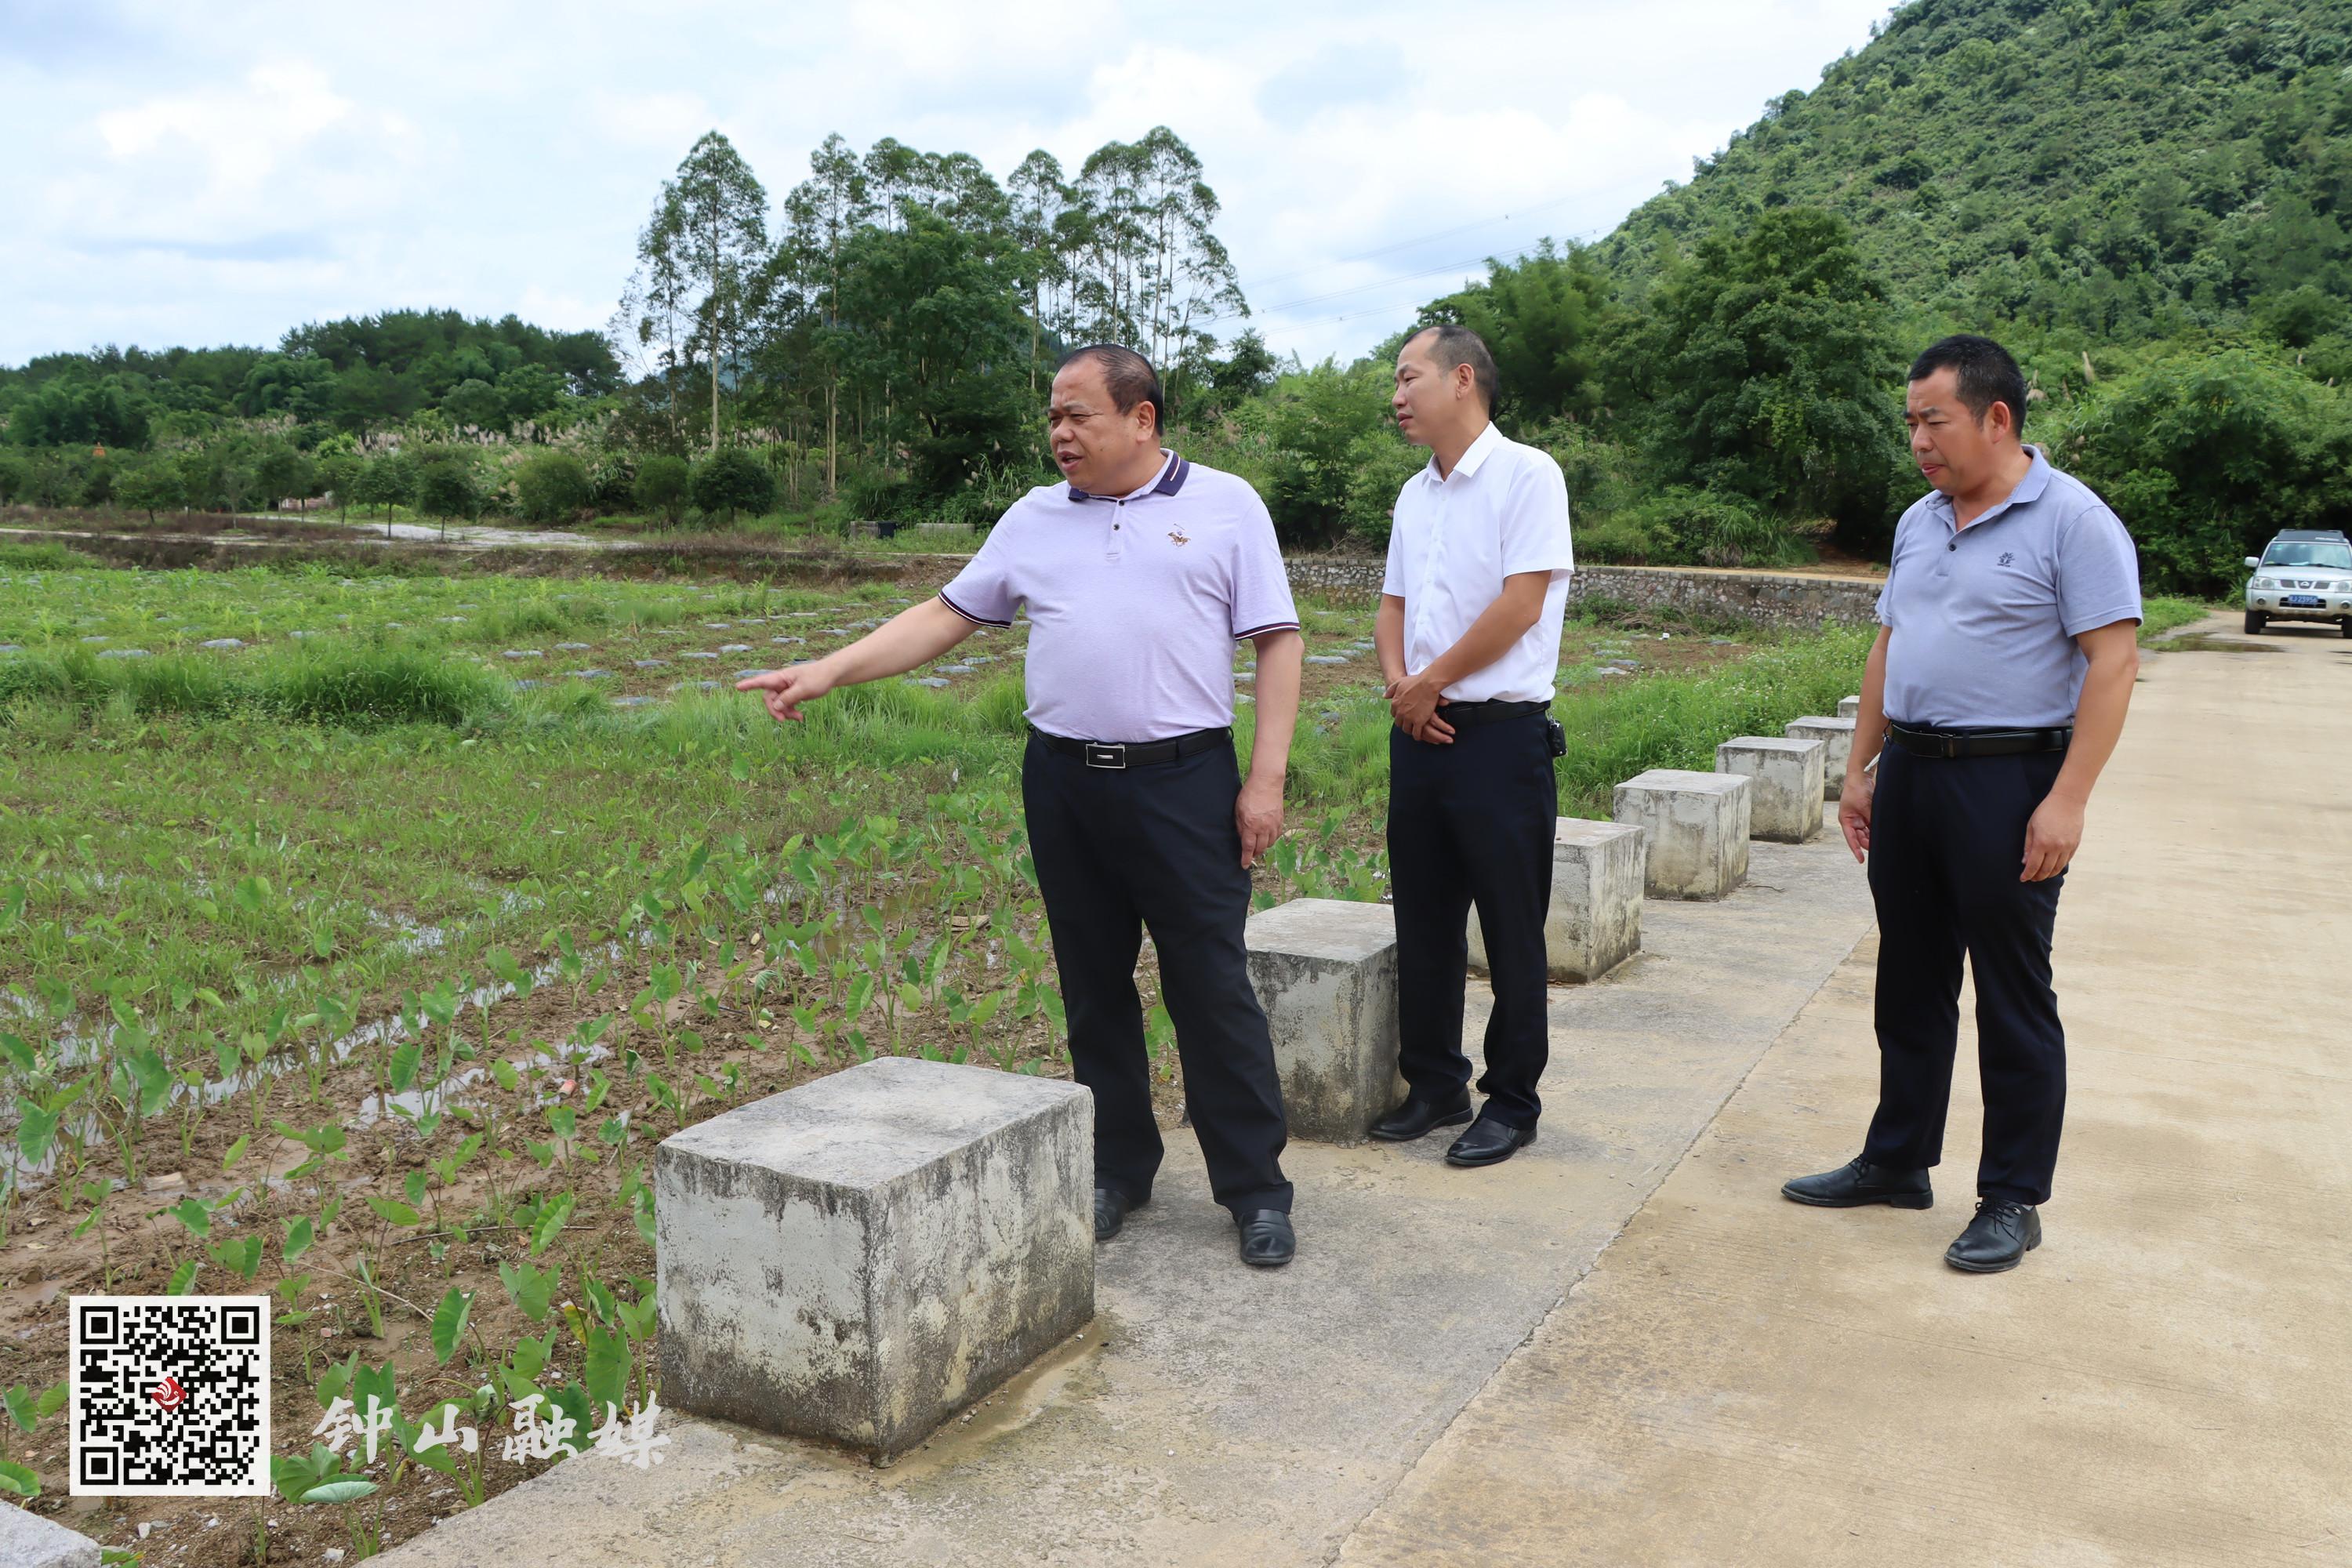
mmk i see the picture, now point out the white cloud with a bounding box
[0,0,1892,365]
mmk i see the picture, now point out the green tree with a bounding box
[1423,242,1612,425]
[670,131,771,449]
[313,447,362,521]
[353,451,419,538]
[441,378,506,434]
[414,451,483,529]
[689,448,775,524]
[633,454,691,526]
[251,444,318,509]
[827,210,1033,499]
[115,462,182,523]
[499,364,568,427]
[1237,360,1398,548]
[2048,345,2352,594]
[514,449,592,524]
[1620,206,1903,540]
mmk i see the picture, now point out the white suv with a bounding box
[2244,530,2352,637]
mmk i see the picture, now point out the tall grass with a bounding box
[0,645,510,728]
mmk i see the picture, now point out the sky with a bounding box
[0,0,1895,371]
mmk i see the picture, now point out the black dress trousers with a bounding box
[1860,742,2070,1206]
[1386,712,1559,1129]
[1020,733,1293,1217]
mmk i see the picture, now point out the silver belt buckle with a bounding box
[1083,742,1127,770]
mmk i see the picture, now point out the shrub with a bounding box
[632,455,691,527]
[514,449,592,524]
[689,448,776,524]
[1621,486,1810,568]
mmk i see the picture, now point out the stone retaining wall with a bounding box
[1281,557,1884,630]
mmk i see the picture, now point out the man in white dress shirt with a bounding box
[1368,325,1575,1167]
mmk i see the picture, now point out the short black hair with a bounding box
[1058,344,1164,434]
[1413,324,1499,414]
[1909,334,2027,435]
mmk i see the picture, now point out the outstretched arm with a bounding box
[735,598,977,722]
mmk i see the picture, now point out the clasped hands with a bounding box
[1386,669,1455,745]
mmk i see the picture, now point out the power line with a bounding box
[1234,191,1589,295]
[1229,220,1613,341]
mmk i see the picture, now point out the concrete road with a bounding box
[378,840,1880,1564]
[1334,615,2352,1567]
[379,615,2347,1566]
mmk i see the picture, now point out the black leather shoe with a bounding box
[1236,1209,1294,1268]
[1094,1188,1143,1242]
[1368,1091,1474,1142]
[1780,1156,1933,1210]
[1444,1113,1536,1167]
[1945,1199,2041,1272]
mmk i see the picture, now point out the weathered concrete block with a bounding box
[0,1504,100,1568]
[1244,898,1403,1143]
[1837,694,1861,719]
[1716,735,1826,844]
[1611,770,1751,899]
[1467,817,1646,982]
[1786,716,1857,802]
[655,1058,1092,1465]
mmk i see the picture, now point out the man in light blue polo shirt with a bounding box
[1783,335,2143,1276]
[739,345,1308,1269]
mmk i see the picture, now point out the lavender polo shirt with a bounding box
[1876,446,2143,729]
[939,451,1300,743]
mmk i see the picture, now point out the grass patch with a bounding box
[2140,596,2213,641]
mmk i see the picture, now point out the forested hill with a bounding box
[1597,0,2351,345]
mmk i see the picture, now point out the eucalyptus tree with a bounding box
[1008,151,1076,390]
[779,134,874,497]
[669,132,770,452]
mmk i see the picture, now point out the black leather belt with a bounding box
[1886,720,2071,759]
[1432,699,1547,728]
[1029,725,1230,770]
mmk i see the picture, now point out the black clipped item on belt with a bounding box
[1029,725,1231,770]
[1432,699,1548,728]
[1885,720,2071,759]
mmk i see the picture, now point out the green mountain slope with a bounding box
[1598,0,2352,345]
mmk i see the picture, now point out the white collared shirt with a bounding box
[1381,423,1575,703]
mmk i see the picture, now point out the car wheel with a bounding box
[2243,611,2266,634]
[2341,619,2352,640]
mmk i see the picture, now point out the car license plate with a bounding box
[2285,594,2323,607]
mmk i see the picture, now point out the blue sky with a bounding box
[0,0,1894,369]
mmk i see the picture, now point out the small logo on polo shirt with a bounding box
[1167,525,1190,546]
[1998,551,2015,567]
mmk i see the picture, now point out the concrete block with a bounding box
[1716,736,1826,844]
[1244,898,1403,1143]
[1837,695,1861,719]
[1786,716,1857,802]
[655,1058,1092,1465]
[1611,770,1751,899]
[0,1505,100,1568]
[1468,817,1646,982]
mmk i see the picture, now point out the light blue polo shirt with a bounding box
[1877,446,2143,729]
[940,451,1299,743]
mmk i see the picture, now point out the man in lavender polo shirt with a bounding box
[738,345,1308,1269]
